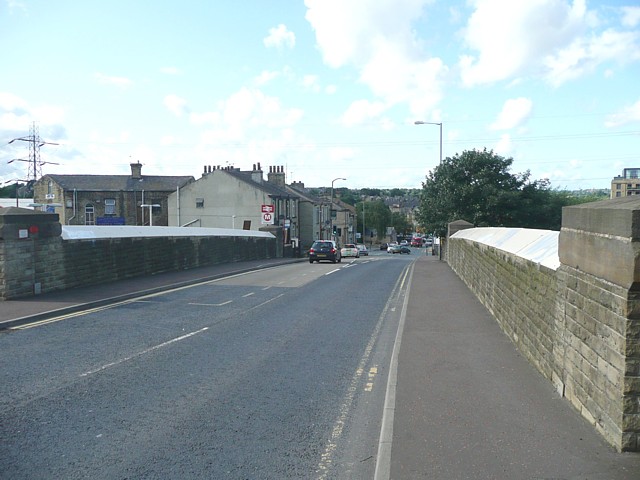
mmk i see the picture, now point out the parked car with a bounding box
[400,245,411,254]
[387,244,402,254]
[341,243,360,258]
[424,237,434,247]
[411,237,423,247]
[380,243,388,250]
[400,240,409,246]
[309,240,341,263]
[356,244,369,256]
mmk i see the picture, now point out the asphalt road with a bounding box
[1,252,415,479]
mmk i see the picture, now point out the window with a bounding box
[616,184,621,190]
[85,204,95,225]
[196,198,204,208]
[105,198,116,215]
[47,181,53,195]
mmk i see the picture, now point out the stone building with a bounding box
[611,167,640,198]
[167,164,301,246]
[32,163,194,226]
[287,182,330,251]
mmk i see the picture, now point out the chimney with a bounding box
[251,163,263,184]
[268,165,286,187]
[130,162,142,179]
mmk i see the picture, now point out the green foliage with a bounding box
[0,182,26,198]
[338,189,358,206]
[391,211,411,235]
[417,148,588,236]
[355,199,391,240]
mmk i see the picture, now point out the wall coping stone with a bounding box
[451,227,560,270]
[61,225,275,240]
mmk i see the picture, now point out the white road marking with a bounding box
[80,327,209,377]
[188,300,232,307]
[242,292,255,298]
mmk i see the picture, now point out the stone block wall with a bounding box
[0,208,276,300]
[447,197,640,452]
[447,237,558,382]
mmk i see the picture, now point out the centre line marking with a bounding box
[80,327,209,377]
[242,292,255,298]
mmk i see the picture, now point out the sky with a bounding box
[1,0,639,191]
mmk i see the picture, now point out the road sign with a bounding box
[261,204,274,213]
[261,212,274,224]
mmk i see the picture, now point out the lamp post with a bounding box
[330,177,346,242]
[414,120,442,164]
[415,120,445,259]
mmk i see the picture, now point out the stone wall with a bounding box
[0,208,276,300]
[446,199,640,452]
[447,236,559,382]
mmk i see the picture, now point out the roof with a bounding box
[225,169,299,199]
[43,174,194,192]
[287,184,323,203]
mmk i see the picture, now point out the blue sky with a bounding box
[1,0,639,191]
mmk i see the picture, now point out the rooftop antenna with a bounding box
[7,121,59,181]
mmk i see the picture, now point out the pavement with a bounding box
[2,254,640,479]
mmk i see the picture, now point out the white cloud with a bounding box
[94,72,133,88]
[6,0,26,12]
[222,87,303,129]
[254,70,280,86]
[494,133,513,156]
[163,94,189,117]
[490,97,533,130]
[305,0,447,118]
[459,0,640,88]
[621,6,640,28]
[0,92,28,112]
[301,75,321,93]
[32,104,65,125]
[543,29,640,86]
[459,0,586,87]
[604,99,640,127]
[264,24,296,49]
[341,99,388,126]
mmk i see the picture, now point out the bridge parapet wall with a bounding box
[0,208,277,300]
[447,199,640,452]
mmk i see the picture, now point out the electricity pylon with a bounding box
[8,121,59,182]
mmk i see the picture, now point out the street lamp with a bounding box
[330,177,346,242]
[414,120,442,164]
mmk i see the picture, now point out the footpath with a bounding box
[2,255,640,479]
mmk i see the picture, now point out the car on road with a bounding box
[341,244,360,258]
[411,237,423,247]
[356,244,368,256]
[424,237,434,247]
[309,240,341,263]
[400,240,409,246]
[387,244,402,254]
[380,243,388,250]
[400,246,411,254]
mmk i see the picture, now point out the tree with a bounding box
[391,211,411,236]
[417,148,572,236]
[356,199,391,240]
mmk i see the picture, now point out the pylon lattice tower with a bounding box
[8,121,59,182]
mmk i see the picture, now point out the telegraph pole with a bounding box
[8,122,59,182]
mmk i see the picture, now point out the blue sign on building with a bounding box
[96,217,125,225]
